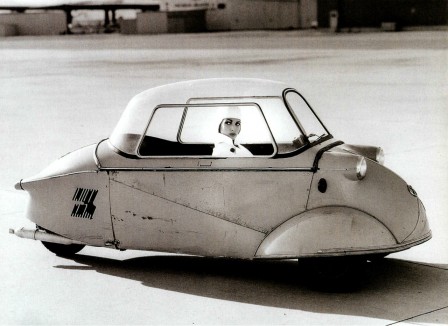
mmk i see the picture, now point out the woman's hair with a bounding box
[218,118,226,133]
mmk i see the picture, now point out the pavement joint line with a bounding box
[385,306,448,326]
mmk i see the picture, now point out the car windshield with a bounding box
[284,90,329,144]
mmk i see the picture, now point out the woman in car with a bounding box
[212,109,253,157]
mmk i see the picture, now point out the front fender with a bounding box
[255,207,397,258]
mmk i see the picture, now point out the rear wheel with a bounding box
[41,241,85,257]
[36,225,85,257]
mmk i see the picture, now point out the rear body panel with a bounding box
[23,171,113,247]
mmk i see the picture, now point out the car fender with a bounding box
[255,206,397,258]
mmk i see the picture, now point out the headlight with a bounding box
[342,156,367,181]
[356,157,367,180]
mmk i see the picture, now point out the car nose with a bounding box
[403,198,431,243]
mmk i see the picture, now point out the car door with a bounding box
[109,100,316,258]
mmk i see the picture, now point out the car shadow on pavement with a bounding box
[57,254,448,323]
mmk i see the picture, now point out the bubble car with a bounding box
[11,78,431,263]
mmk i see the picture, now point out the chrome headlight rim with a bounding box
[356,157,367,180]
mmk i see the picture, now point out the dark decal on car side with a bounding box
[71,188,98,219]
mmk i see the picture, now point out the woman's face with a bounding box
[219,118,241,140]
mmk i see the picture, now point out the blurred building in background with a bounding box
[317,0,448,32]
[206,0,316,31]
[0,0,446,36]
[0,11,66,36]
[120,0,313,34]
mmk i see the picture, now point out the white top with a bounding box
[212,137,253,157]
[110,78,289,155]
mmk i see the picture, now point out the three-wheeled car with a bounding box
[11,78,431,265]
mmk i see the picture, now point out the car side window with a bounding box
[138,104,275,157]
[188,97,308,155]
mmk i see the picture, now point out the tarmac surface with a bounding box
[1,30,447,325]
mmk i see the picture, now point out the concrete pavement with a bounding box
[1,30,447,324]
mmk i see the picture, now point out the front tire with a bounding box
[298,256,367,291]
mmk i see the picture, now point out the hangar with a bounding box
[317,0,448,31]
[0,0,446,36]
[206,0,317,30]
[0,0,162,36]
[0,0,311,35]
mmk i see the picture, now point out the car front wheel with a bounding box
[298,256,367,291]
